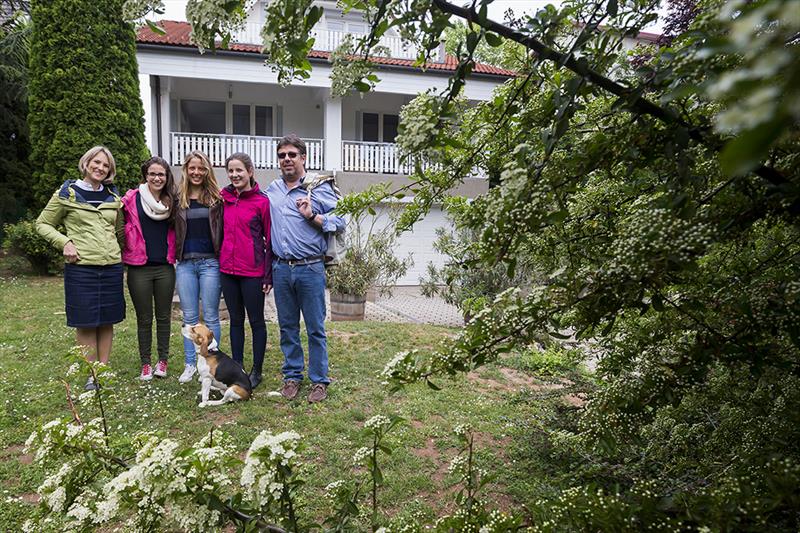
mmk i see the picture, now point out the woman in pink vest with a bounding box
[219,152,272,389]
[121,156,178,381]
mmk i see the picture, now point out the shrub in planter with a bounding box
[3,219,63,275]
[327,213,412,320]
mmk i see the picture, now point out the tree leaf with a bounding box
[719,115,789,177]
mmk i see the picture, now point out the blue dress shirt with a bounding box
[266,174,346,260]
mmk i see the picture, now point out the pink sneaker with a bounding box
[154,360,168,378]
[140,363,153,381]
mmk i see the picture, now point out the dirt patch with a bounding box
[563,393,586,408]
[20,493,40,504]
[1,444,33,465]
[467,367,570,394]
[409,419,424,430]
[328,329,360,341]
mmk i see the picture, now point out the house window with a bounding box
[180,100,225,134]
[232,104,250,135]
[383,114,398,143]
[363,113,380,142]
[255,106,273,136]
[361,112,399,143]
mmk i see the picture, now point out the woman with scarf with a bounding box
[122,156,178,381]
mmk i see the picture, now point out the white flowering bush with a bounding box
[240,430,303,529]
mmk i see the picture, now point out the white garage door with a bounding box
[369,205,450,286]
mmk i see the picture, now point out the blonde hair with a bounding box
[179,150,221,209]
[78,146,116,182]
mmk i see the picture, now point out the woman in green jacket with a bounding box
[36,146,126,390]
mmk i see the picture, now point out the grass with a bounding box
[0,274,594,530]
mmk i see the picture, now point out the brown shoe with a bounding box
[307,383,328,403]
[281,380,300,400]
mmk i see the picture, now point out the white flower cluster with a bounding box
[396,93,440,156]
[447,454,468,477]
[91,438,185,527]
[37,460,79,513]
[351,446,372,466]
[324,479,346,501]
[453,423,472,438]
[380,350,419,381]
[240,430,301,507]
[364,415,391,431]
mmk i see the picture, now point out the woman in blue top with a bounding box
[174,151,223,383]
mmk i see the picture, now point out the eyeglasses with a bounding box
[277,151,299,160]
[147,172,167,178]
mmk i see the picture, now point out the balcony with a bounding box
[171,132,325,170]
[230,24,439,62]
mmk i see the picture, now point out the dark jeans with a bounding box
[127,264,176,365]
[272,261,329,384]
[220,272,266,375]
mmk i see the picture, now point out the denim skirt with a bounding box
[64,263,126,327]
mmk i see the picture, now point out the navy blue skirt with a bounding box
[64,263,126,327]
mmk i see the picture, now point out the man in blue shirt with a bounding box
[266,134,346,403]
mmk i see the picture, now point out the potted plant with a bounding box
[327,212,412,320]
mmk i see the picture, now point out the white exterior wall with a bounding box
[137,50,502,100]
[367,204,450,286]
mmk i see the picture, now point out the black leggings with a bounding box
[127,264,175,365]
[220,273,266,374]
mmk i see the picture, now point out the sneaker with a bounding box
[84,376,99,391]
[178,364,196,384]
[307,383,328,403]
[140,364,153,382]
[281,380,300,400]
[154,360,168,378]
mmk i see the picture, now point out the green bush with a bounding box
[28,0,149,209]
[515,345,584,376]
[2,219,63,275]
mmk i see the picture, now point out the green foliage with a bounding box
[28,0,149,209]
[514,345,584,377]
[2,219,63,275]
[0,13,33,233]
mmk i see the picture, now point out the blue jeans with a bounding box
[176,258,222,365]
[273,261,329,384]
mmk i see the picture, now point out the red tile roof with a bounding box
[136,20,516,77]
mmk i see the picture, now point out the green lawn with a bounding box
[0,275,589,530]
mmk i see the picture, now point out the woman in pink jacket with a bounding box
[121,156,177,382]
[220,152,272,388]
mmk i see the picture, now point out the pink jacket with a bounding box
[121,189,176,266]
[219,184,272,285]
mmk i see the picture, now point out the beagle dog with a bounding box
[181,323,252,407]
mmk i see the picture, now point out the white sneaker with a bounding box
[179,364,197,384]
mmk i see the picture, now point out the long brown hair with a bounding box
[179,150,220,209]
[140,156,178,220]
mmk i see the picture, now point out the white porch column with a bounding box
[139,74,154,155]
[158,77,172,162]
[323,91,342,172]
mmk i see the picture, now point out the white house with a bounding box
[135,2,515,284]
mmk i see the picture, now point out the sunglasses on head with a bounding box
[277,151,299,160]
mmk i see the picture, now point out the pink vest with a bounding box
[121,189,176,266]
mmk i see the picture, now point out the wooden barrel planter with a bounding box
[330,292,366,321]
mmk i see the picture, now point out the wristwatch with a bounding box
[306,210,317,221]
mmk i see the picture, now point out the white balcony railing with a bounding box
[230,24,430,61]
[170,133,325,170]
[342,140,420,174]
